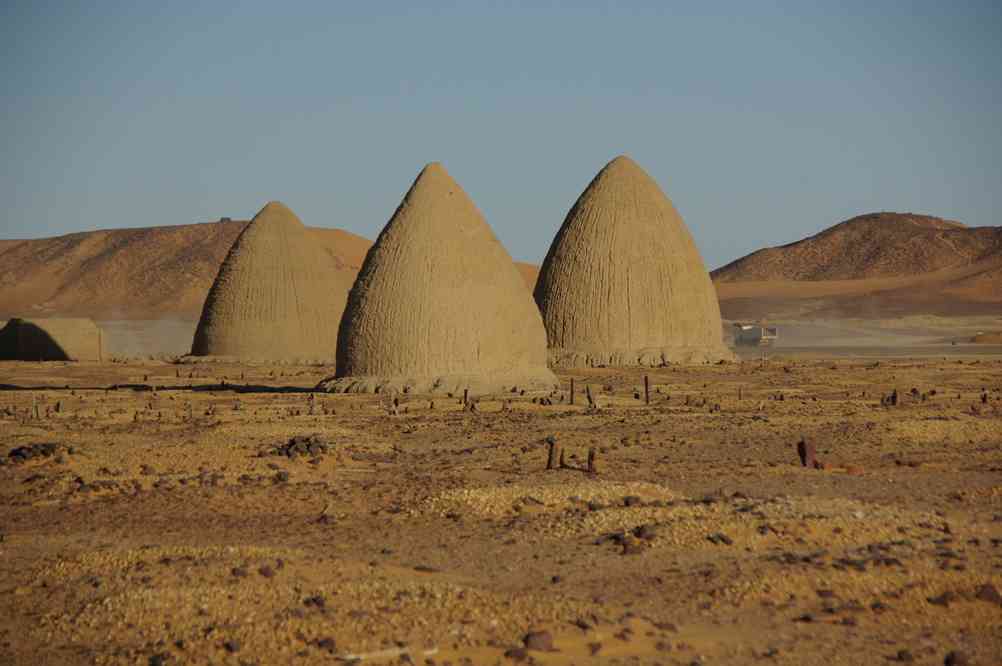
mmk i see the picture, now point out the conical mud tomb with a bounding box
[190,201,351,362]
[319,163,556,394]
[534,155,734,367]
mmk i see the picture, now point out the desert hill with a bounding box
[713,212,1002,282]
[3,210,999,326]
[713,212,1002,320]
[0,219,539,321]
[0,219,371,320]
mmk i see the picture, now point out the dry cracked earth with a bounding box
[1,353,1001,665]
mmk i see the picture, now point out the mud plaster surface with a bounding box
[535,156,733,367]
[190,202,351,363]
[330,163,556,395]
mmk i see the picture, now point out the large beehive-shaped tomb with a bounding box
[319,162,557,395]
[534,155,734,367]
[0,317,104,361]
[190,201,351,362]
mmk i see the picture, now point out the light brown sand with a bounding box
[2,353,1001,664]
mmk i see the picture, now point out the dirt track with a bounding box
[1,353,1001,665]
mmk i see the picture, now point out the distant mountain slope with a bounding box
[0,219,539,321]
[0,219,371,320]
[713,212,1002,282]
[713,212,1002,320]
[8,209,996,325]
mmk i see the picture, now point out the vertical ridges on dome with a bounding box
[534,155,734,367]
[319,163,557,395]
[189,201,352,362]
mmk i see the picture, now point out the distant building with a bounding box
[219,217,232,223]
[733,322,778,347]
[0,317,105,361]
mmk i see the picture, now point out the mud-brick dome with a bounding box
[320,163,557,394]
[534,155,733,367]
[190,201,351,362]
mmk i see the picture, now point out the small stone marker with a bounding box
[546,437,561,470]
[523,630,554,652]
[797,438,816,468]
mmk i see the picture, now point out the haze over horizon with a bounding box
[3,1,1000,270]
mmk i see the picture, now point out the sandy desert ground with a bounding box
[82,315,1002,361]
[2,350,1001,665]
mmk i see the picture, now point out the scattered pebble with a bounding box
[268,435,331,459]
[7,443,60,464]
[927,591,957,607]
[523,630,554,651]
[944,651,970,666]
[503,647,528,662]
[634,524,658,540]
[303,595,325,608]
[975,583,1001,605]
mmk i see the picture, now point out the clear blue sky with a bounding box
[3,1,999,269]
